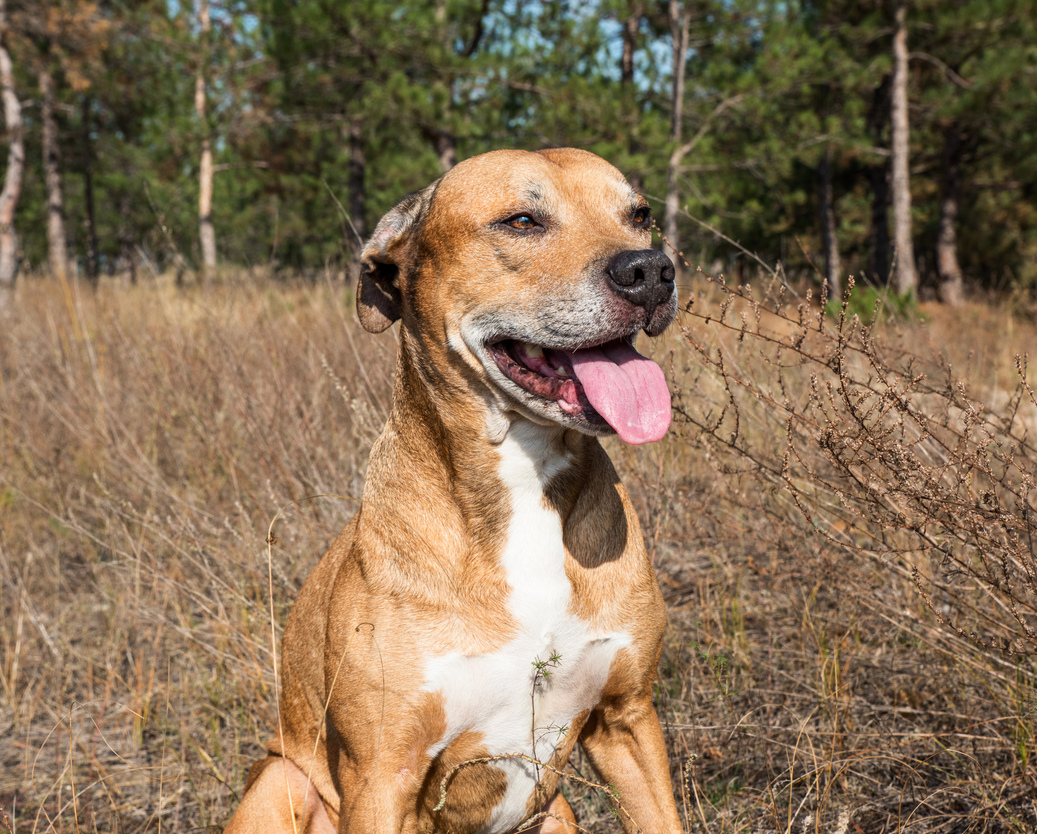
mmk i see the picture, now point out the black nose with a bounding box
[605,249,675,320]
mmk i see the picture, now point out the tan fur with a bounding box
[224,149,683,834]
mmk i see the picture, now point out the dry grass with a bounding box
[1,269,1035,832]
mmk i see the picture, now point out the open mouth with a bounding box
[486,337,672,445]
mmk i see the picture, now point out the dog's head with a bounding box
[358,148,677,445]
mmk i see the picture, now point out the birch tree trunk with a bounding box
[936,124,964,306]
[0,0,24,301]
[663,0,690,272]
[817,144,841,299]
[40,67,70,285]
[195,0,216,283]
[890,0,917,295]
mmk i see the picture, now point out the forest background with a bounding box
[1,0,1035,301]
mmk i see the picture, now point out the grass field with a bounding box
[1,270,1035,832]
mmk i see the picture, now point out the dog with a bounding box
[224,148,683,834]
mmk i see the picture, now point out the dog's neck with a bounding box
[363,338,595,546]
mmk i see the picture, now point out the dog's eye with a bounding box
[632,207,651,227]
[502,214,541,231]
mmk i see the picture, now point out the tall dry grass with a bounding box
[1,276,395,831]
[1,269,1035,832]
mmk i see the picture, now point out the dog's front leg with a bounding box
[333,762,427,834]
[578,694,683,834]
[325,697,438,834]
[222,755,337,834]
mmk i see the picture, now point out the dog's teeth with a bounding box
[555,366,569,378]
[523,343,545,359]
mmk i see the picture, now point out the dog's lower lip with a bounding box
[487,339,583,410]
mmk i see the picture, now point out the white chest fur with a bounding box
[422,423,630,834]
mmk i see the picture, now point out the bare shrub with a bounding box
[676,273,1037,657]
[610,269,1037,832]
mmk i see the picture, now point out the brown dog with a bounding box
[224,148,683,834]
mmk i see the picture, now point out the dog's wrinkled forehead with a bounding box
[427,148,642,229]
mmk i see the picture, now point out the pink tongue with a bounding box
[565,342,671,445]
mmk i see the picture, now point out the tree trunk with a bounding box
[119,193,137,284]
[345,121,367,283]
[421,100,456,174]
[867,162,890,284]
[40,67,70,284]
[122,242,138,284]
[890,0,917,295]
[621,7,638,84]
[866,78,891,285]
[663,0,690,271]
[195,0,216,283]
[621,1,644,192]
[936,123,964,306]
[0,0,24,301]
[432,128,456,173]
[347,123,366,241]
[81,96,99,283]
[817,144,841,300]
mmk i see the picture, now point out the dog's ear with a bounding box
[357,183,437,333]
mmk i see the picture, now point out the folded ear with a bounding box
[357,182,438,333]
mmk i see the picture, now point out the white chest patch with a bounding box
[423,423,631,834]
